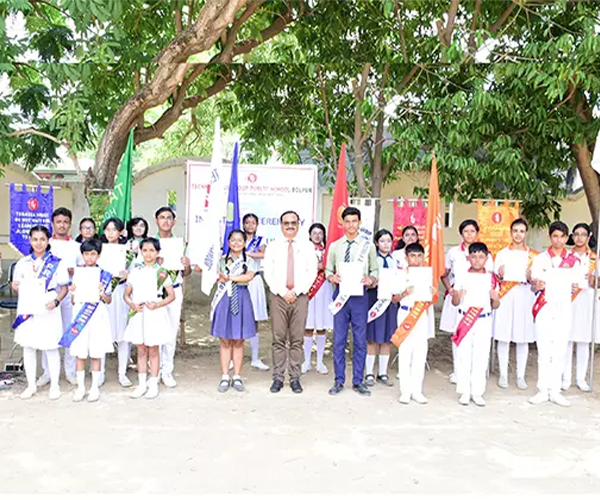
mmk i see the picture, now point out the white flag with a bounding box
[199,118,226,295]
[592,128,600,174]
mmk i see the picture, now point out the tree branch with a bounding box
[188,0,195,25]
[394,0,408,63]
[175,5,183,34]
[468,0,482,53]
[220,0,266,63]
[490,1,518,33]
[317,64,337,169]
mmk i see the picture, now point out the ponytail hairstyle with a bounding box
[28,225,52,254]
[308,222,327,247]
[225,229,248,274]
[570,222,597,249]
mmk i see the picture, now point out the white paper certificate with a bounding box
[99,244,127,276]
[377,268,405,300]
[545,268,574,303]
[133,267,158,303]
[503,252,528,283]
[17,278,47,315]
[160,238,184,271]
[460,273,491,308]
[73,267,101,303]
[339,262,364,296]
[407,267,433,302]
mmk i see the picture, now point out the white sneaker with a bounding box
[412,393,428,404]
[36,374,50,387]
[251,360,270,371]
[97,373,105,388]
[577,380,591,392]
[119,375,133,388]
[517,378,528,390]
[550,392,571,407]
[130,385,147,399]
[561,380,571,391]
[458,394,470,406]
[399,393,411,404]
[145,383,159,399]
[449,373,457,385]
[161,373,177,388]
[72,387,86,402]
[301,362,311,374]
[528,391,549,405]
[472,395,486,407]
[316,363,329,375]
[20,386,37,400]
[66,375,78,386]
[87,387,100,403]
[497,376,508,389]
[48,386,61,400]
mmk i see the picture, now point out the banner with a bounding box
[326,144,349,264]
[9,184,54,255]
[424,153,445,304]
[476,200,520,257]
[393,199,427,246]
[102,129,133,228]
[222,142,241,255]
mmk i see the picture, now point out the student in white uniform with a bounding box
[451,242,500,407]
[303,223,333,374]
[75,217,98,244]
[392,225,419,269]
[441,219,493,384]
[243,213,270,371]
[12,225,69,400]
[530,221,580,407]
[127,216,149,255]
[564,222,596,392]
[124,237,176,399]
[396,243,435,405]
[67,238,114,402]
[493,218,538,390]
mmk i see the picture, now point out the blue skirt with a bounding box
[210,286,257,340]
[366,288,398,344]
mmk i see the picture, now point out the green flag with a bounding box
[102,129,134,226]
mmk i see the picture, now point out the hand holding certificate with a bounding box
[545,268,574,303]
[73,267,101,303]
[503,252,528,283]
[377,268,405,300]
[339,263,364,296]
[407,267,433,302]
[160,238,184,271]
[459,273,491,308]
[99,243,127,275]
[133,267,158,303]
[17,278,47,315]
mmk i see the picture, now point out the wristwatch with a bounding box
[54,299,60,307]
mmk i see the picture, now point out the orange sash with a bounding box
[498,248,538,299]
[391,301,429,347]
[308,270,326,300]
[452,307,484,346]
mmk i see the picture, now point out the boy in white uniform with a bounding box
[451,242,500,407]
[494,218,538,390]
[530,221,580,407]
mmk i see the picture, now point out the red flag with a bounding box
[324,144,349,264]
[425,152,444,303]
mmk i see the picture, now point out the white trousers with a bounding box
[456,316,492,397]
[496,341,529,380]
[563,341,590,386]
[397,318,429,397]
[535,303,571,394]
[161,286,183,376]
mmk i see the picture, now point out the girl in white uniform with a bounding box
[564,223,596,392]
[124,237,176,399]
[392,225,419,269]
[441,219,493,383]
[12,225,69,400]
[303,223,333,374]
[243,213,270,371]
[126,216,149,256]
[68,239,114,402]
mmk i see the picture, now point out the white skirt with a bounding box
[107,283,129,342]
[69,302,114,359]
[570,288,599,343]
[493,284,536,343]
[306,280,334,330]
[439,294,458,333]
[124,306,172,346]
[15,295,63,351]
[248,274,268,321]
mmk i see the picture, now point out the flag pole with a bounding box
[590,204,600,390]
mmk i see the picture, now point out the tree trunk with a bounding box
[572,138,600,233]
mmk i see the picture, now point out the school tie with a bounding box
[229,275,239,315]
[286,239,295,290]
[381,254,390,269]
[344,240,354,263]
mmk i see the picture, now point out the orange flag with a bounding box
[324,143,349,264]
[425,152,445,303]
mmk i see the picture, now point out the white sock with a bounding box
[221,374,230,381]
[91,371,101,389]
[366,354,376,376]
[316,335,326,365]
[516,343,529,380]
[378,354,390,376]
[118,341,131,378]
[76,370,85,391]
[250,335,260,363]
[303,336,313,365]
[576,342,590,384]
[23,347,37,388]
[46,349,61,388]
[232,374,242,381]
[148,376,158,388]
[138,373,147,387]
[100,355,106,376]
[497,341,509,379]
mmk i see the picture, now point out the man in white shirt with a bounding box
[263,211,318,394]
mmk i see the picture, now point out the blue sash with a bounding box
[246,236,263,253]
[59,269,113,348]
[12,253,62,329]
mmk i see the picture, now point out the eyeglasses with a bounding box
[81,226,95,231]
[158,216,174,221]
[282,221,298,227]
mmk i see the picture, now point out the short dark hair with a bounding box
[341,207,361,220]
[468,242,489,255]
[28,225,52,253]
[308,222,327,246]
[511,218,528,231]
[75,217,98,243]
[374,229,393,248]
[52,207,72,221]
[101,217,127,244]
[155,206,176,219]
[243,213,259,224]
[405,242,424,255]
[228,229,247,242]
[573,222,591,236]
[459,219,479,235]
[140,237,161,252]
[127,217,149,239]
[280,210,300,222]
[549,221,568,237]
[80,238,103,254]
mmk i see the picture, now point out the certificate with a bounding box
[73,267,101,303]
[133,268,158,303]
[160,238,184,271]
[99,243,127,275]
[545,268,574,303]
[17,278,47,315]
[377,268,405,300]
[339,263,364,296]
[460,273,491,308]
[503,252,528,283]
[407,267,433,302]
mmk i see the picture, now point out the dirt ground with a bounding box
[2,304,600,494]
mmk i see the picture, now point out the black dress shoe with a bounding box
[353,383,372,396]
[290,380,303,394]
[270,380,284,393]
[328,382,344,395]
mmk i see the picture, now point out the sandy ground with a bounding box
[2,305,600,494]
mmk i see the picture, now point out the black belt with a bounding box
[173,284,181,289]
[399,305,412,311]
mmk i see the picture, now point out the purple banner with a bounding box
[10,184,54,255]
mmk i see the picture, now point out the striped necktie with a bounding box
[344,240,354,263]
[230,282,239,315]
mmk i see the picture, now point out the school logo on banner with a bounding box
[393,199,427,247]
[476,200,520,258]
[9,184,54,256]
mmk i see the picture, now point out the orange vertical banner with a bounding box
[476,200,519,257]
[425,153,445,303]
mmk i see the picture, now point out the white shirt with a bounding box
[50,237,80,271]
[263,237,318,297]
[445,244,493,285]
[531,250,580,303]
